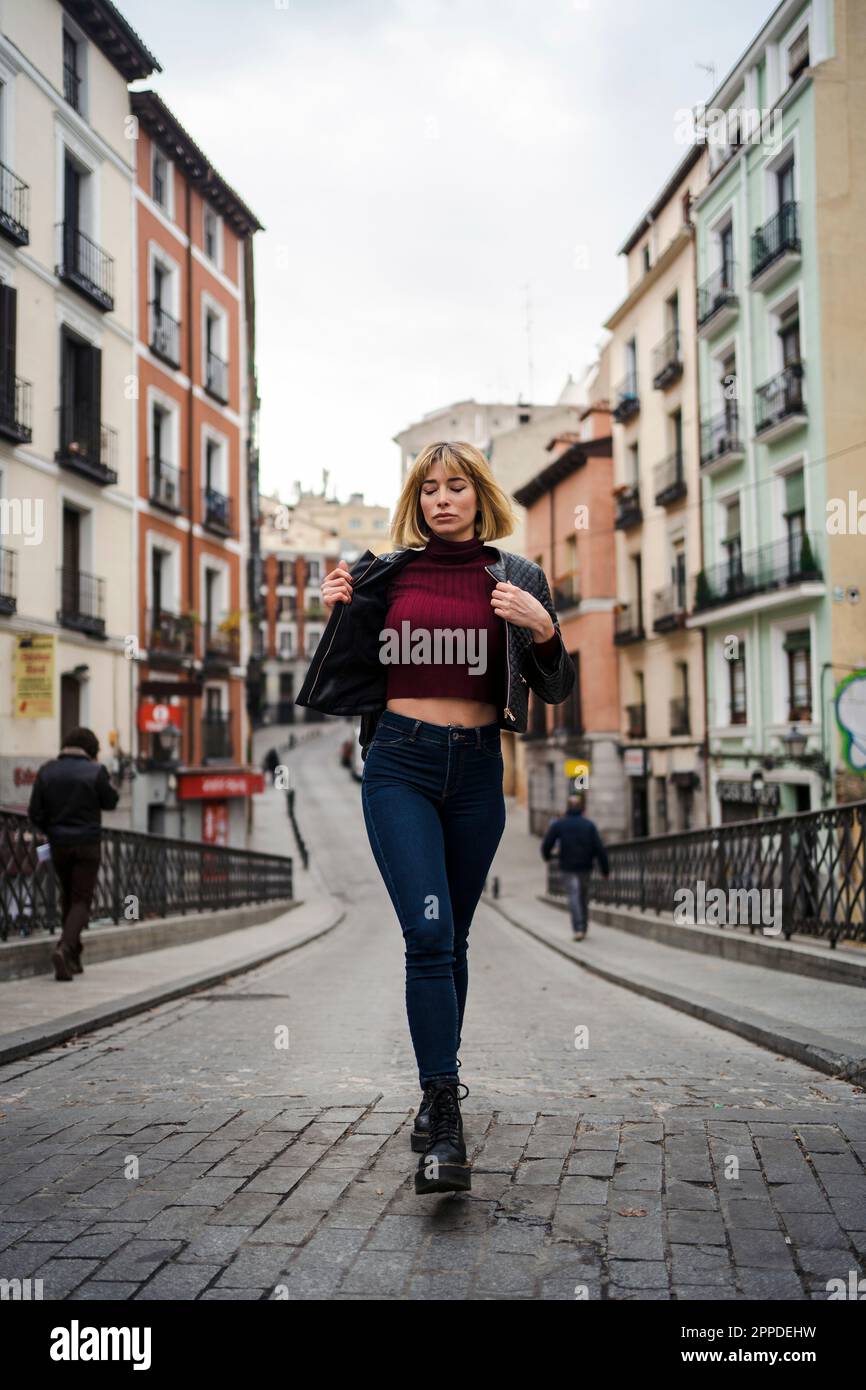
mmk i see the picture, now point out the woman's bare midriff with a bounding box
[386,697,499,728]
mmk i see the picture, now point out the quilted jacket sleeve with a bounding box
[526,567,576,704]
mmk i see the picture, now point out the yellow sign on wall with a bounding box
[14,635,55,719]
[564,759,591,782]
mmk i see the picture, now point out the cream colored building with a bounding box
[605,145,710,836]
[283,477,391,559]
[0,0,159,815]
[393,399,562,485]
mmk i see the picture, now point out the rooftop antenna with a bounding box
[695,59,717,90]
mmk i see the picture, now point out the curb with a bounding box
[486,895,866,1087]
[0,904,346,1067]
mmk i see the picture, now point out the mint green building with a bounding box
[688,0,835,819]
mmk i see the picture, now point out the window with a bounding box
[625,337,638,388]
[63,30,82,112]
[719,223,734,287]
[787,27,810,84]
[778,304,801,368]
[729,646,747,724]
[785,629,812,720]
[722,498,742,577]
[671,408,683,471]
[642,244,651,273]
[627,442,639,486]
[278,560,293,588]
[720,351,738,427]
[671,538,687,609]
[152,149,169,211]
[783,470,805,572]
[655,777,668,833]
[776,157,795,213]
[676,782,694,831]
[203,206,220,264]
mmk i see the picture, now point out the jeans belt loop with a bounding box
[410,719,421,741]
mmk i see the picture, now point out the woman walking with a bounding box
[296,441,575,1195]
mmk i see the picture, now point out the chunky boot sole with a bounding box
[410,1128,429,1153]
[52,946,74,981]
[414,1161,472,1194]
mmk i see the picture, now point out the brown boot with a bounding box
[52,942,75,981]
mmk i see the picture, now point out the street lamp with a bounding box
[781,724,809,759]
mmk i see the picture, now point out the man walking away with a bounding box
[540,794,609,941]
[27,728,119,980]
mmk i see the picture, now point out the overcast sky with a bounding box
[122,0,769,509]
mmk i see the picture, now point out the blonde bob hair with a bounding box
[390,441,518,549]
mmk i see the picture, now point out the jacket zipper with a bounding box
[485,561,515,722]
[305,555,380,701]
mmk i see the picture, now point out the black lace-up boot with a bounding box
[414,1079,471,1194]
[411,1055,463,1151]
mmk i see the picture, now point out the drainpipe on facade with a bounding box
[186,177,195,779]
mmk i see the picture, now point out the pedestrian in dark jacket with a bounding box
[27,727,119,981]
[541,794,609,941]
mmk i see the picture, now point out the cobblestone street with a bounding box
[1,726,865,1301]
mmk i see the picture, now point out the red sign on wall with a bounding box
[176,771,264,800]
[202,800,229,845]
[138,701,183,734]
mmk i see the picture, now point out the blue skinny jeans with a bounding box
[360,710,507,1088]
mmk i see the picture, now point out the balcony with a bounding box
[149,301,181,367]
[149,459,185,514]
[700,408,745,475]
[614,485,642,530]
[55,222,114,312]
[55,405,118,486]
[202,619,241,669]
[751,202,801,291]
[669,697,690,736]
[205,348,228,403]
[0,160,29,246]
[612,373,640,424]
[0,547,16,616]
[552,578,580,613]
[653,451,687,507]
[697,263,738,336]
[0,375,33,443]
[146,609,195,664]
[626,703,646,738]
[692,533,822,614]
[203,485,232,536]
[651,329,683,390]
[754,362,807,443]
[652,584,687,633]
[259,701,296,727]
[614,602,645,645]
[202,710,234,762]
[303,602,326,620]
[57,567,106,638]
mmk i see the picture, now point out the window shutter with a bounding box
[0,283,17,417]
[784,470,805,515]
[783,628,810,653]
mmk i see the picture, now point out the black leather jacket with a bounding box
[295,544,575,758]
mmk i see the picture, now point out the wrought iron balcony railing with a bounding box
[626,702,646,738]
[754,362,806,435]
[669,696,690,736]
[149,301,181,366]
[652,584,687,633]
[651,329,682,389]
[149,459,185,513]
[700,408,744,468]
[205,348,228,402]
[612,372,640,423]
[653,451,687,507]
[697,263,737,329]
[0,160,29,246]
[0,546,16,616]
[146,608,195,662]
[552,578,580,612]
[202,710,234,761]
[614,602,645,645]
[692,533,822,612]
[55,221,114,311]
[55,405,118,485]
[751,201,800,281]
[202,619,241,667]
[57,566,106,638]
[614,485,642,530]
[203,485,232,535]
[0,375,32,443]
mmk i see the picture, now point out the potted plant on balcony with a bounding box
[694,569,712,608]
[796,532,817,578]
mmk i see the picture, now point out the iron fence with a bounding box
[545,799,866,947]
[0,810,293,941]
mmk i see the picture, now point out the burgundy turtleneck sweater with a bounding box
[383,531,560,704]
